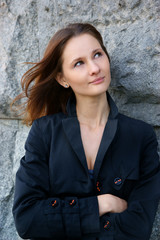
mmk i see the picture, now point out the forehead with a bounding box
[62,34,101,62]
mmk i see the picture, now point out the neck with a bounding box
[76,92,110,129]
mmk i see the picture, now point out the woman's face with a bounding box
[57,33,111,99]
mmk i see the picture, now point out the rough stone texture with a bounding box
[0,119,29,240]
[0,0,159,239]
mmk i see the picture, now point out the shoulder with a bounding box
[117,113,156,140]
[117,113,159,167]
[37,112,67,123]
[34,112,67,128]
[118,113,153,130]
[26,112,68,150]
[29,112,67,138]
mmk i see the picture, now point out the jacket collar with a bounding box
[66,91,119,119]
[63,92,118,179]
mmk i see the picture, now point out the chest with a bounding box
[48,138,139,199]
[80,124,105,170]
[47,117,140,198]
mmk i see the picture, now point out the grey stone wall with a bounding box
[0,0,159,239]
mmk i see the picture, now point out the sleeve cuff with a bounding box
[79,196,100,234]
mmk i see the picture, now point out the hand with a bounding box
[97,194,128,216]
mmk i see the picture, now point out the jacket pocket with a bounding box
[110,167,139,200]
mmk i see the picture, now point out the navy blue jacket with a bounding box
[13,93,160,240]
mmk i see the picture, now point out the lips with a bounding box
[89,77,105,84]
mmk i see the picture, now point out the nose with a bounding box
[88,61,100,76]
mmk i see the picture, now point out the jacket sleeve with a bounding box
[12,120,100,239]
[104,125,160,240]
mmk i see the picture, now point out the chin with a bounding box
[91,85,109,95]
[87,89,108,98]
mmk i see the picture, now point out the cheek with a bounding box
[66,71,85,84]
[104,58,110,68]
[104,63,111,76]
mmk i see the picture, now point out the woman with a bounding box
[12,23,160,240]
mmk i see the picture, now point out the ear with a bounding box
[56,73,70,88]
[56,72,65,86]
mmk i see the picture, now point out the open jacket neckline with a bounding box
[62,92,118,179]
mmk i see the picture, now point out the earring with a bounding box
[65,84,69,88]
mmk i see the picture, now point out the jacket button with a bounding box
[96,181,102,192]
[114,177,122,185]
[69,199,76,206]
[51,200,58,208]
[104,220,111,230]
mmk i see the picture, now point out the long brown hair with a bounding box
[11,23,110,125]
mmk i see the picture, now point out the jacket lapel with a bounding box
[62,94,88,172]
[62,117,88,173]
[94,119,118,179]
[93,92,119,179]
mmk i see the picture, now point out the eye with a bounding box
[94,52,102,58]
[74,61,84,68]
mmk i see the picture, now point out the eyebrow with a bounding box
[70,48,102,65]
